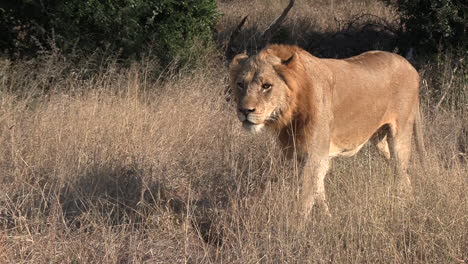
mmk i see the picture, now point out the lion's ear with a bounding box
[229,53,249,80]
[230,53,249,70]
[281,53,295,66]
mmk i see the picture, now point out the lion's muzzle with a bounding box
[237,107,256,123]
[237,108,262,124]
[237,108,266,133]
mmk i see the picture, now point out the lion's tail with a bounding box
[413,106,426,166]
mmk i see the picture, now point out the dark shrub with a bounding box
[0,0,218,65]
[390,0,466,52]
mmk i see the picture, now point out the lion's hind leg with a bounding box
[371,124,391,160]
[387,122,414,194]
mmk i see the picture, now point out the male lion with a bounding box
[229,44,425,218]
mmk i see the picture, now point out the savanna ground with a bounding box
[1,0,467,263]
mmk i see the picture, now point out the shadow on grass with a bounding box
[59,165,159,230]
[223,13,400,60]
[56,163,241,245]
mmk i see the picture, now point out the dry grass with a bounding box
[1,0,467,263]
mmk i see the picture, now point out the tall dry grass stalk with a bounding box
[1,0,467,263]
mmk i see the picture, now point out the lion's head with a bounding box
[229,45,307,133]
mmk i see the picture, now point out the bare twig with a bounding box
[225,0,295,60]
[225,15,248,59]
[260,0,296,43]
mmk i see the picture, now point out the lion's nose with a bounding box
[239,107,256,116]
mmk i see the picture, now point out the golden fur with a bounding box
[229,44,425,217]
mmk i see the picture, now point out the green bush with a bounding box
[0,0,218,65]
[391,0,466,52]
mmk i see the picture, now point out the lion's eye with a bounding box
[237,82,245,90]
[262,83,272,90]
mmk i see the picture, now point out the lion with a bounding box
[229,44,425,218]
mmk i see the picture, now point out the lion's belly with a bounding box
[329,116,387,158]
[329,140,368,157]
[329,91,390,158]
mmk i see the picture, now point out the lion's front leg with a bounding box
[300,157,331,218]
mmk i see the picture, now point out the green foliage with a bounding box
[0,0,218,65]
[391,0,466,52]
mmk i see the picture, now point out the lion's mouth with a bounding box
[241,120,265,132]
[240,110,279,128]
[242,120,259,127]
